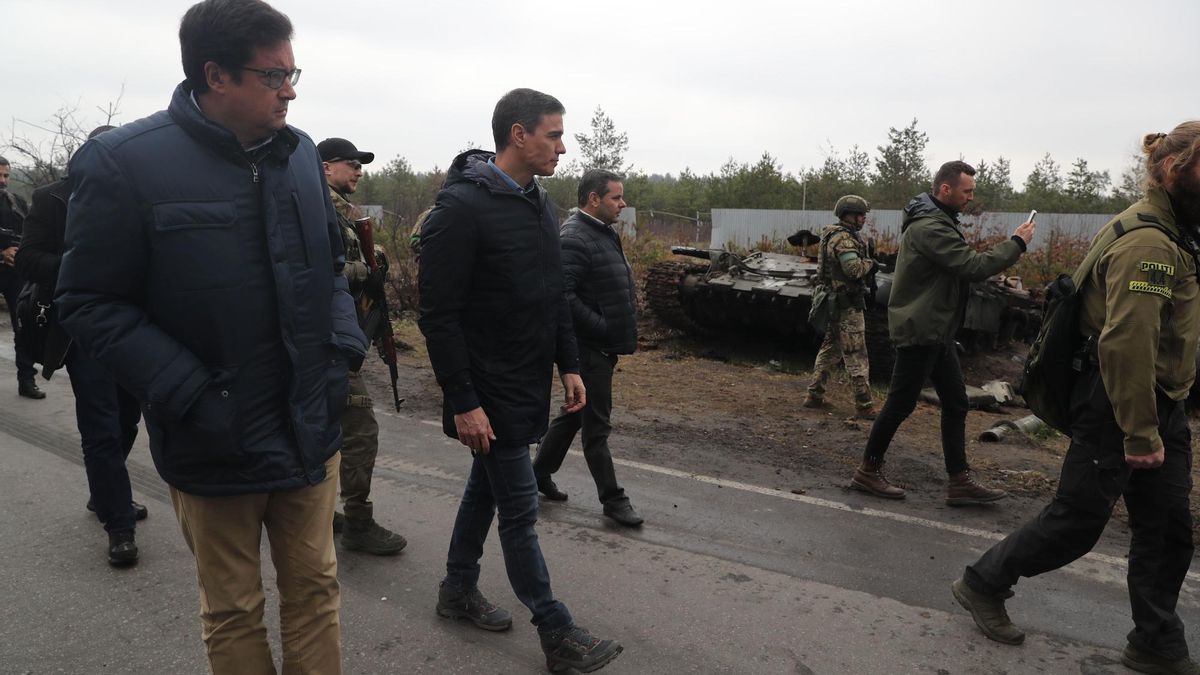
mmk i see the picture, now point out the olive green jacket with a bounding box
[887,193,1024,347]
[1078,187,1200,456]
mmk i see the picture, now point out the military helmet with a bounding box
[834,195,871,219]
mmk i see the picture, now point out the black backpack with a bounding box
[1020,217,1174,434]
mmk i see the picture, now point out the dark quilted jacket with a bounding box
[56,82,367,496]
[418,150,580,444]
[560,210,637,354]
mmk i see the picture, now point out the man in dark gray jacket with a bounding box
[534,169,643,527]
[56,1,366,671]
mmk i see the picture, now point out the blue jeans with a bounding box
[66,347,141,533]
[444,441,573,633]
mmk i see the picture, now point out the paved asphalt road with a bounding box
[0,338,1196,674]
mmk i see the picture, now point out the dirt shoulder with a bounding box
[371,314,1199,538]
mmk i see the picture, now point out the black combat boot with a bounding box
[18,379,46,399]
[540,625,623,673]
[87,499,148,521]
[332,511,345,534]
[1122,643,1200,674]
[802,393,829,409]
[537,476,569,502]
[342,518,407,555]
[603,502,644,527]
[436,582,513,631]
[107,529,139,567]
[951,578,1024,645]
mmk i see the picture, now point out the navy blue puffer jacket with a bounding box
[57,82,368,496]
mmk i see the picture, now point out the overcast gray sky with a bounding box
[5,0,1198,187]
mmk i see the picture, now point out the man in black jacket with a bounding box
[533,169,643,527]
[0,156,42,399]
[15,126,147,567]
[419,88,623,673]
[56,1,366,671]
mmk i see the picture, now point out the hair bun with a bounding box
[1144,132,1168,153]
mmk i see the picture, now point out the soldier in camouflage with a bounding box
[318,137,407,556]
[803,195,877,419]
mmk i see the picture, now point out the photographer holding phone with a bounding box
[849,160,1034,501]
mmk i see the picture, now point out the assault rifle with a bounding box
[353,216,403,411]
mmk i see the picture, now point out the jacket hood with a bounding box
[166,81,299,164]
[901,192,955,232]
[446,149,504,190]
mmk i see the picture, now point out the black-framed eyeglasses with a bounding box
[241,66,301,89]
[329,159,363,171]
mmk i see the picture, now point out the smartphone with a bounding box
[1027,209,1038,224]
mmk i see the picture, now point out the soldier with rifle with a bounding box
[318,136,407,556]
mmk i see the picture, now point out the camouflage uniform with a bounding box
[330,189,379,524]
[807,219,876,411]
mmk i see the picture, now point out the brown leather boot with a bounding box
[850,459,905,499]
[854,403,876,420]
[802,394,828,409]
[946,469,1007,506]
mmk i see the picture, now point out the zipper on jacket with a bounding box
[249,161,260,183]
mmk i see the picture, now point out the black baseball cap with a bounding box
[317,137,374,164]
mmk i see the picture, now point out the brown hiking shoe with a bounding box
[802,394,828,409]
[952,578,1025,645]
[849,459,905,499]
[854,404,876,420]
[946,469,1006,506]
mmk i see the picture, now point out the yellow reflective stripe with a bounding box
[1128,280,1172,299]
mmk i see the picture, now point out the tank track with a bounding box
[645,260,708,334]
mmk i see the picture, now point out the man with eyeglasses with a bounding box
[317,137,408,556]
[56,0,365,672]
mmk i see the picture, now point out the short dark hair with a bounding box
[577,169,623,207]
[932,160,976,192]
[0,156,9,167]
[491,88,565,151]
[179,0,293,94]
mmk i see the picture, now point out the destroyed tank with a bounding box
[644,240,1041,380]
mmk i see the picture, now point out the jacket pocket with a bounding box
[152,200,246,292]
[158,368,243,466]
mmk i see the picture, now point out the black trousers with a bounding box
[1,269,35,382]
[533,345,627,507]
[966,367,1194,659]
[863,342,969,474]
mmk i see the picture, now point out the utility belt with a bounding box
[831,286,867,310]
[1071,335,1099,372]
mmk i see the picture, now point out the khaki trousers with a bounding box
[171,454,342,675]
